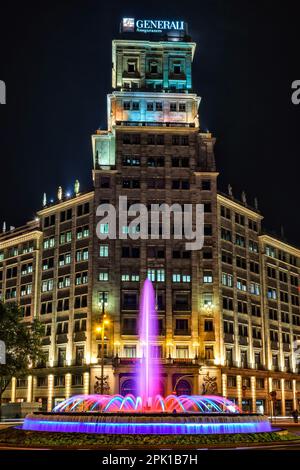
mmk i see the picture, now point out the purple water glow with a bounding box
[22,280,273,435]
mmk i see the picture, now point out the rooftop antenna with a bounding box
[2,221,6,233]
[43,193,47,207]
[254,197,258,210]
[280,225,285,239]
[228,184,233,197]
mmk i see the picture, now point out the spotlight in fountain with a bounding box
[23,280,273,436]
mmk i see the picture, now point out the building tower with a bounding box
[90,22,219,396]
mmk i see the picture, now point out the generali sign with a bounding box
[121,18,186,34]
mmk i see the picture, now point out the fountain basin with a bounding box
[23,412,272,435]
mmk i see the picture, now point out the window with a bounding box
[248,219,258,231]
[249,240,258,253]
[99,271,109,281]
[205,346,214,360]
[60,231,72,245]
[237,278,247,291]
[269,308,278,320]
[222,273,233,287]
[251,304,261,317]
[99,245,109,257]
[58,276,70,289]
[252,326,262,339]
[203,293,213,306]
[122,292,138,310]
[179,102,186,112]
[72,374,83,386]
[250,282,260,296]
[280,291,289,306]
[75,272,88,285]
[235,234,245,247]
[236,256,247,269]
[235,214,245,226]
[267,287,277,300]
[60,208,72,222]
[58,253,71,267]
[21,263,33,275]
[266,246,275,258]
[123,133,141,145]
[176,346,189,359]
[175,318,189,334]
[74,294,87,309]
[202,180,211,191]
[203,271,213,283]
[43,257,54,271]
[170,102,177,112]
[122,318,137,335]
[291,294,300,306]
[250,261,259,274]
[76,225,89,239]
[124,345,137,358]
[155,102,162,111]
[42,279,53,292]
[20,284,32,296]
[267,266,276,279]
[221,228,232,242]
[173,292,190,311]
[224,321,234,334]
[43,237,55,250]
[238,324,248,337]
[227,376,236,388]
[44,214,56,228]
[237,301,248,314]
[204,319,213,332]
[222,251,232,265]
[223,297,233,311]
[221,206,231,219]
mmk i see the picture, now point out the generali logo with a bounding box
[0,80,6,104]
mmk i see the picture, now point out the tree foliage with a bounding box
[0,301,43,403]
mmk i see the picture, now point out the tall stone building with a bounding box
[1,22,299,416]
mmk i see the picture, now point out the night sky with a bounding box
[0,0,299,245]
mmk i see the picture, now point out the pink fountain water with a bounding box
[22,279,273,434]
[137,278,161,404]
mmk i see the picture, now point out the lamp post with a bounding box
[96,292,109,395]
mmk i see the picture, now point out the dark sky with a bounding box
[0,0,299,245]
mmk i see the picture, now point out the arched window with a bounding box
[121,378,137,396]
[176,379,192,396]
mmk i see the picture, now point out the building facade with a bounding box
[1,25,299,416]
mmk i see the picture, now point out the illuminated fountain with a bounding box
[23,279,272,435]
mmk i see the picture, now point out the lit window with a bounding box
[100,245,109,257]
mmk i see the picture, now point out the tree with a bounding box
[0,301,44,417]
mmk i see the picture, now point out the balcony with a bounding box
[283,343,291,352]
[224,333,234,344]
[271,341,279,350]
[253,339,262,348]
[56,333,68,344]
[121,330,138,336]
[174,329,191,336]
[254,363,265,371]
[239,336,248,346]
[74,331,86,342]
[41,337,51,346]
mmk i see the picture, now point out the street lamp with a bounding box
[97,292,109,395]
